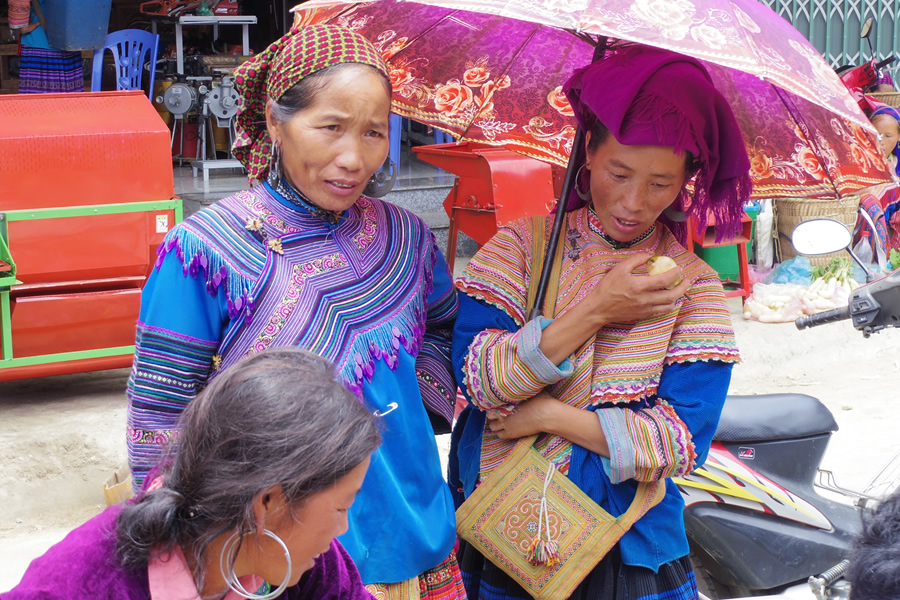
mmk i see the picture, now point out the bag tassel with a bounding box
[528,462,560,566]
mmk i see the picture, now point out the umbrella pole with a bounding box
[528,39,607,321]
[528,127,584,321]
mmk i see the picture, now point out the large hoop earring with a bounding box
[267,142,282,188]
[219,528,292,600]
[574,164,592,202]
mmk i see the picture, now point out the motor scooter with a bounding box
[682,218,900,599]
[835,17,897,112]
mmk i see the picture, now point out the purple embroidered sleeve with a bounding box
[415,235,459,428]
[127,322,218,491]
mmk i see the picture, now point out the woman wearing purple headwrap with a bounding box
[449,45,751,599]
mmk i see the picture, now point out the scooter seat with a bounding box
[715,394,838,442]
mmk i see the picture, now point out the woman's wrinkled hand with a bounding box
[485,391,559,440]
[583,252,690,325]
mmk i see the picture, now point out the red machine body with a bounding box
[0,90,180,381]
[413,142,559,270]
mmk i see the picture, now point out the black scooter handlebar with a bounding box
[795,306,851,330]
[876,56,897,71]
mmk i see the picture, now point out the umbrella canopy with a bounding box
[293,0,891,199]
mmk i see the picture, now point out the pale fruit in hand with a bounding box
[647,255,682,289]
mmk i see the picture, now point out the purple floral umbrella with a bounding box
[293,0,892,200]
[292,0,892,315]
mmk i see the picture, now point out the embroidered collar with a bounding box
[586,206,656,250]
[272,178,346,225]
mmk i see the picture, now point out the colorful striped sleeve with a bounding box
[126,246,229,490]
[595,360,732,483]
[455,296,572,411]
[667,265,740,364]
[8,0,31,29]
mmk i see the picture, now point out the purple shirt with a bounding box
[1,505,374,600]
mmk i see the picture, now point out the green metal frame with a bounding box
[0,199,183,370]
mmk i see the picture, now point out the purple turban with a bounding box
[563,45,752,244]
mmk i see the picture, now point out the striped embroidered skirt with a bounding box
[458,540,698,600]
[366,551,468,600]
[18,46,84,94]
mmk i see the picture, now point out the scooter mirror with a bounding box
[791,218,853,255]
[861,17,874,40]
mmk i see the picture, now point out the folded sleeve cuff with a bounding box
[517,317,574,382]
[596,408,637,483]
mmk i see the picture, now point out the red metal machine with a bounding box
[0,90,181,381]
[413,142,560,270]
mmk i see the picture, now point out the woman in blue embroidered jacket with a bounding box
[450,45,751,600]
[126,24,465,598]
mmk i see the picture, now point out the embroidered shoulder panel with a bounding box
[456,215,548,327]
[212,193,438,393]
[155,189,269,318]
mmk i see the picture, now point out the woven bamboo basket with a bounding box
[869,92,900,108]
[774,196,860,266]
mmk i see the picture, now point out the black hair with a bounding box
[583,105,695,172]
[848,488,900,600]
[115,348,380,591]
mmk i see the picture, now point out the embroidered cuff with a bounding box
[517,317,574,383]
[596,408,637,484]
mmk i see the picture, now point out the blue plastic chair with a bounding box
[389,113,403,175]
[91,29,159,99]
[388,115,456,173]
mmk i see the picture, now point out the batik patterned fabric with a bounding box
[232,24,389,182]
[17,47,84,93]
[127,182,459,585]
[457,540,699,600]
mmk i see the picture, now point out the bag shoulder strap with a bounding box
[524,216,564,319]
[615,480,667,531]
[30,0,48,31]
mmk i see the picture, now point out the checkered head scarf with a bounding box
[233,24,390,182]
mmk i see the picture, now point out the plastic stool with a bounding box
[690,211,754,300]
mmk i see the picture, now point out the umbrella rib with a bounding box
[771,85,842,199]
[391,8,468,52]
[456,22,543,140]
[728,6,768,81]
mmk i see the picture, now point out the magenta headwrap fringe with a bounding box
[563,44,752,246]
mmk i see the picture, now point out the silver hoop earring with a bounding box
[267,142,282,187]
[219,528,292,600]
[574,164,591,202]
